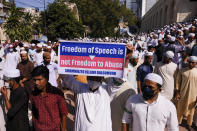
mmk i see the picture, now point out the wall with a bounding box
[141,0,197,32]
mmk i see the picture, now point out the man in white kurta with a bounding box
[33,44,43,66]
[154,51,178,100]
[61,75,113,131]
[40,52,58,87]
[122,73,178,131]
[4,45,19,69]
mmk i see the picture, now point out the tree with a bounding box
[72,0,137,38]
[39,1,85,41]
[4,4,33,42]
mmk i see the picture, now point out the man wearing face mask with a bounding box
[0,69,30,131]
[17,51,34,94]
[175,56,197,130]
[4,45,20,70]
[60,74,113,131]
[122,73,179,131]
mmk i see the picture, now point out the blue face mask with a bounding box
[142,86,157,100]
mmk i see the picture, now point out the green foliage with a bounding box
[4,4,33,42]
[73,0,137,38]
[39,1,85,41]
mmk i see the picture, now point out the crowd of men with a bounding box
[0,18,197,131]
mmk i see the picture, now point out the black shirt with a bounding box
[6,86,30,131]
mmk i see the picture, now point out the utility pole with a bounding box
[44,0,46,34]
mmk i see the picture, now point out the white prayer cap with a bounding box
[188,56,197,63]
[144,73,163,85]
[43,44,47,47]
[188,33,195,37]
[23,44,28,47]
[170,36,176,42]
[157,30,161,33]
[191,26,196,28]
[9,45,13,48]
[131,51,139,59]
[3,69,20,79]
[195,19,197,21]
[31,43,35,47]
[37,43,42,48]
[20,51,27,54]
[167,35,171,38]
[165,51,174,59]
[49,41,51,43]
[15,40,18,42]
[145,51,153,56]
[47,46,51,49]
[20,47,25,51]
[184,27,189,30]
[54,42,57,44]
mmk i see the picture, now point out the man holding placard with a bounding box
[59,41,133,131]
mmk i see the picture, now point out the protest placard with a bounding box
[58,41,126,78]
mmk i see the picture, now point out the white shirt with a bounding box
[33,51,43,66]
[4,52,19,69]
[50,50,57,63]
[41,62,58,87]
[61,75,112,131]
[154,62,177,100]
[124,63,137,90]
[122,94,179,131]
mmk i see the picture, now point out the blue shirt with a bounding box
[137,63,153,86]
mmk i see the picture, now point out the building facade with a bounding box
[141,0,197,32]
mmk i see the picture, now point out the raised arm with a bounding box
[60,74,88,93]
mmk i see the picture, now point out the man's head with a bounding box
[87,76,104,91]
[163,51,174,64]
[188,33,195,42]
[9,45,14,52]
[47,46,52,53]
[169,36,176,44]
[31,65,49,91]
[188,56,197,69]
[3,69,20,89]
[130,51,139,66]
[43,52,51,65]
[36,44,42,52]
[142,73,163,100]
[144,52,153,65]
[20,51,28,63]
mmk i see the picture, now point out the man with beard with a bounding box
[17,51,34,94]
[176,56,197,130]
[0,69,30,131]
[154,51,178,100]
[122,73,178,131]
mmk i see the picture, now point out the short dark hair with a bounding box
[31,65,49,80]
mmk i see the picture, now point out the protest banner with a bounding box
[58,41,126,78]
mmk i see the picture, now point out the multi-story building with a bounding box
[126,0,158,18]
[0,0,10,42]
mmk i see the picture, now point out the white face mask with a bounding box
[88,80,101,91]
[9,48,13,52]
[4,82,10,88]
